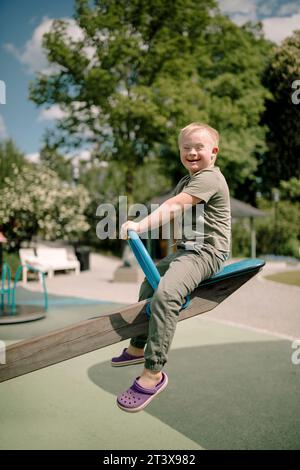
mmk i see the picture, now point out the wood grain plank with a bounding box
[0,269,258,382]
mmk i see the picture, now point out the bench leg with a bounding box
[22,266,28,286]
[48,270,54,279]
[38,272,43,285]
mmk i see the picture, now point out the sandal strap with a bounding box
[132,376,163,395]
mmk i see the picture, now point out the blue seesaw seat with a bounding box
[200,258,265,286]
[127,230,265,317]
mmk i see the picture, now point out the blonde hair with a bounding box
[178,122,219,148]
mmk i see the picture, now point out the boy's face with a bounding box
[179,129,218,175]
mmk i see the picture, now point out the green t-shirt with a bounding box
[172,166,231,255]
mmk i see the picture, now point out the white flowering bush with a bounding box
[0,163,91,247]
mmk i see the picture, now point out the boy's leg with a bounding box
[129,251,180,350]
[116,247,224,410]
[143,246,223,371]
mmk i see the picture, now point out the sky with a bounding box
[0,0,300,158]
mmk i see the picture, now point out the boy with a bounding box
[113,122,231,412]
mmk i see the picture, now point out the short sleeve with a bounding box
[182,169,219,203]
[172,175,190,197]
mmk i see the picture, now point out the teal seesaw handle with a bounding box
[127,230,190,318]
[127,230,160,290]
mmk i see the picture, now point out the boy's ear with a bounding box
[211,146,218,159]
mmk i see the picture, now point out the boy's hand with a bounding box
[120,221,140,240]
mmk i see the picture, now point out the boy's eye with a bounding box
[184,146,203,151]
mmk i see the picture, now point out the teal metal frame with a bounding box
[0,263,48,314]
[1,262,12,312]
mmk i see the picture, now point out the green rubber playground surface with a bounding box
[0,287,125,342]
[0,310,299,450]
[264,270,300,287]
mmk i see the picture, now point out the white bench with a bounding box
[19,247,80,285]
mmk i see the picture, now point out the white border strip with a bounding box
[201,316,298,341]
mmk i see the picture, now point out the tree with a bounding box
[192,17,273,197]
[258,30,300,196]
[29,0,272,201]
[255,177,300,258]
[0,139,26,190]
[0,163,91,249]
[40,134,73,183]
[280,177,300,202]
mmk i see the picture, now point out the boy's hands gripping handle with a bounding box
[120,221,140,240]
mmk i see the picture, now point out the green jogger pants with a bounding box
[130,245,227,371]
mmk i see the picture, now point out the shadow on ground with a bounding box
[88,341,300,450]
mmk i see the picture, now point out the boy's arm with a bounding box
[120,192,201,239]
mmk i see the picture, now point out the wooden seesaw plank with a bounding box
[0,263,263,383]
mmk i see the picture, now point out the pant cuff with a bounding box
[130,338,147,349]
[144,359,164,371]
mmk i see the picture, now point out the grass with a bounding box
[2,251,20,278]
[264,270,300,287]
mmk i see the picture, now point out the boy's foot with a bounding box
[137,370,163,389]
[111,348,145,367]
[117,372,168,412]
[127,345,144,356]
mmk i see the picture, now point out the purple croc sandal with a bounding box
[117,372,168,412]
[111,348,145,367]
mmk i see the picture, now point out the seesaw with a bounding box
[0,232,265,382]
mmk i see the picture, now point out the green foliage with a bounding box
[232,221,252,258]
[76,159,125,250]
[280,177,300,202]
[0,139,26,190]
[77,156,171,252]
[0,163,91,249]
[259,30,300,195]
[40,136,73,183]
[195,17,273,193]
[255,190,300,258]
[232,176,300,259]
[29,0,273,198]
[2,250,20,278]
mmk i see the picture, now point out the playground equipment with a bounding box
[127,230,190,316]
[0,234,264,382]
[0,262,48,324]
